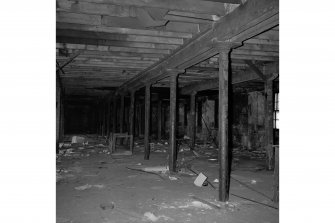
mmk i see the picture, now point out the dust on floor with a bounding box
[57,135,278,223]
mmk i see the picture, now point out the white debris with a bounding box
[213,179,219,183]
[194,173,207,187]
[251,180,257,184]
[168,176,178,181]
[143,166,169,174]
[179,201,212,210]
[143,212,159,222]
[143,212,173,222]
[71,136,85,144]
[74,184,105,190]
[183,135,190,140]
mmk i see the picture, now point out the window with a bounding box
[274,93,279,129]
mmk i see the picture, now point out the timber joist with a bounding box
[56,0,279,98]
[116,0,279,94]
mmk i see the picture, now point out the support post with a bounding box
[56,83,61,153]
[264,79,274,170]
[129,91,135,153]
[168,69,184,172]
[190,91,196,150]
[162,103,165,138]
[102,102,106,137]
[144,84,151,160]
[157,95,162,140]
[216,42,240,202]
[120,94,125,133]
[106,98,111,137]
[60,92,65,141]
[273,146,279,203]
[112,96,117,134]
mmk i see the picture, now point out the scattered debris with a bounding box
[179,201,212,210]
[71,136,85,144]
[126,167,165,180]
[194,173,208,187]
[168,176,178,181]
[143,212,173,222]
[74,184,105,190]
[251,179,257,184]
[213,179,219,183]
[143,166,169,173]
[190,195,221,210]
[100,202,115,210]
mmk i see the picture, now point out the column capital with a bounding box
[212,40,242,52]
[165,68,185,76]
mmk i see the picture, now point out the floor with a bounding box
[56,135,279,223]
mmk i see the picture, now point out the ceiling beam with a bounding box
[56,22,193,38]
[244,60,266,80]
[56,36,179,50]
[117,0,278,93]
[75,0,240,15]
[57,29,184,45]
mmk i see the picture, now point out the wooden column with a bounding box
[120,95,125,133]
[190,91,196,150]
[106,98,111,137]
[103,103,107,137]
[56,84,61,153]
[273,146,279,203]
[162,104,165,139]
[139,102,143,136]
[112,96,117,134]
[157,95,162,140]
[217,43,238,202]
[168,69,183,172]
[264,79,274,170]
[60,91,65,141]
[99,103,103,136]
[129,91,135,152]
[144,84,151,160]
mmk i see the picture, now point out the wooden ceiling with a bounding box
[56,0,279,98]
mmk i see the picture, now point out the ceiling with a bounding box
[56,0,279,98]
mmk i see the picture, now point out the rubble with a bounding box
[194,173,207,187]
[74,184,105,190]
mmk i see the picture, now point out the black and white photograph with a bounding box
[1,0,335,223]
[55,0,279,222]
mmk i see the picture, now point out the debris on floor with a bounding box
[100,202,115,210]
[74,184,105,190]
[57,134,278,223]
[178,201,213,210]
[143,212,174,222]
[194,173,208,187]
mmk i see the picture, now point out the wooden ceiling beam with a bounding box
[244,38,279,45]
[66,50,165,58]
[56,36,179,50]
[57,0,136,17]
[237,43,279,52]
[244,60,266,80]
[56,43,171,54]
[180,62,278,94]
[75,0,240,15]
[118,0,278,93]
[56,22,193,38]
[57,29,184,45]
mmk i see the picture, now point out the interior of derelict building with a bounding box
[56,0,279,222]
